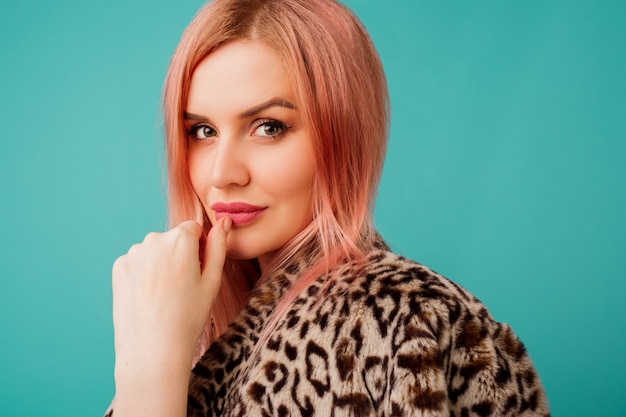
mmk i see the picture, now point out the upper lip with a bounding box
[210,202,265,213]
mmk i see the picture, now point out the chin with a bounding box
[225,247,257,261]
[225,241,268,261]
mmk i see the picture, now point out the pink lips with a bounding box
[211,202,267,226]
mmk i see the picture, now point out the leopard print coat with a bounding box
[106,244,550,416]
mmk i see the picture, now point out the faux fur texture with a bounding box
[106,245,550,416]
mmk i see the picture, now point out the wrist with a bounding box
[114,337,195,373]
[113,363,191,417]
[114,352,193,381]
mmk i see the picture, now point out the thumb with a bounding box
[200,216,232,289]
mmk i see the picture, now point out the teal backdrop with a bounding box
[1,1,624,415]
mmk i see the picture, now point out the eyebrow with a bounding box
[184,97,297,121]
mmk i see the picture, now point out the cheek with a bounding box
[274,152,315,219]
[188,150,210,197]
[259,145,315,199]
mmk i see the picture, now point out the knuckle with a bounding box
[112,255,124,271]
[111,255,127,287]
[127,243,141,257]
[179,220,201,234]
[143,231,160,244]
[171,221,201,244]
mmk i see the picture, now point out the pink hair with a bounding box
[162,0,389,363]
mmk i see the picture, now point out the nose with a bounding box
[210,135,250,189]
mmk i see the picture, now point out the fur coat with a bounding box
[107,242,550,416]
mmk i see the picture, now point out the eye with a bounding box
[252,120,287,139]
[188,124,217,140]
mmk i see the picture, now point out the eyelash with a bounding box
[187,119,289,142]
[187,123,215,141]
[251,119,289,140]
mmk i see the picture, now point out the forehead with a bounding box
[187,39,296,113]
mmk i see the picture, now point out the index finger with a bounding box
[201,217,231,278]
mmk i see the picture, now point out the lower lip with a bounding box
[215,209,266,226]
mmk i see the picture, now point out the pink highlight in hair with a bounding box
[162,0,389,365]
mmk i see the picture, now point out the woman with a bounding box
[107,0,549,416]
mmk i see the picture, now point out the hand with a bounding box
[112,218,231,373]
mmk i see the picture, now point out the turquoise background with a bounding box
[1,0,624,415]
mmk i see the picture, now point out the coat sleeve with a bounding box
[445,309,550,416]
[385,293,550,417]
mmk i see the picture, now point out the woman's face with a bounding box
[186,40,315,272]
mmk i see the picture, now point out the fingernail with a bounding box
[223,216,232,234]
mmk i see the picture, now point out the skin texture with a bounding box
[186,39,316,273]
[110,39,316,417]
[112,218,231,417]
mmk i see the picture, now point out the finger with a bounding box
[176,220,203,239]
[171,221,204,266]
[201,217,231,282]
